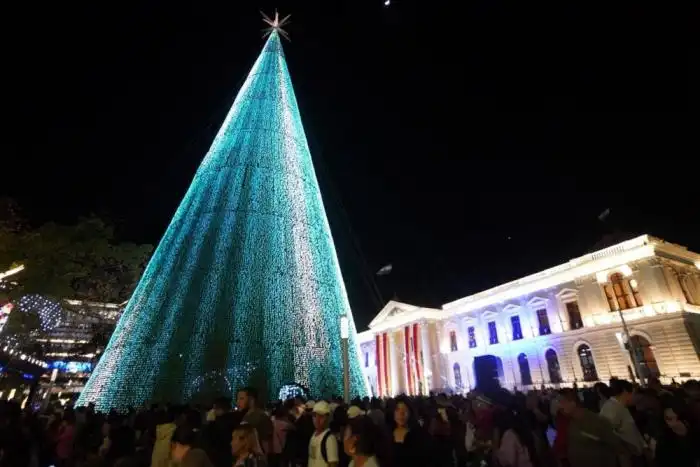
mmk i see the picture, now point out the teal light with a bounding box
[77,31,369,410]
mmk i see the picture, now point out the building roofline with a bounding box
[442,234,700,314]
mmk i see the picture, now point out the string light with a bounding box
[17,294,63,332]
[77,30,368,410]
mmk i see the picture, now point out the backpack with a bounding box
[319,431,334,464]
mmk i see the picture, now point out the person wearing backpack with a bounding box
[308,401,339,467]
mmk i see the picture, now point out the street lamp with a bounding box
[340,315,350,403]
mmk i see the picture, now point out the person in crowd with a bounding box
[55,409,77,467]
[390,397,426,467]
[494,405,537,467]
[330,405,351,467]
[270,405,294,467]
[308,401,338,467]
[346,406,364,420]
[366,400,384,428]
[0,401,31,467]
[239,388,274,456]
[593,383,610,412]
[343,416,387,467]
[557,388,627,467]
[151,405,179,467]
[599,379,646,465]
[170,424,212,467]
[203,397,241,467]
[653,398,698,467]
[231,423,267,467]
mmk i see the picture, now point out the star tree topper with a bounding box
[262,10,291,41]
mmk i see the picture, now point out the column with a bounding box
[413,323,423,394]
[420,322,432,392]
[389,331,400,396]
[382,333,390,396]
[375,334,383,397]
[404,326,414,395]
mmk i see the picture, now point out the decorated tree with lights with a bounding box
[77,16,369,409]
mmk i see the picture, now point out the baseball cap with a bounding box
[312,401,331,415]
[347,405,365,419]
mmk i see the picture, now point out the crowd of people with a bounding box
[0,377,698,467]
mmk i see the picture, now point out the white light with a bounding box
[596,271,608,284]
[695,261,700,270]
[629,279,638,289]
[0,264,25,281]
[620,264,633,277]
[384,0,391,5]
[20,354,26,360]
[50,369,58,383]
[8,389,16,400]
[667,301,681,313]
[340,316,349,339]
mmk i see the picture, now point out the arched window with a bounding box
[450,330,458,352]
[518,353,532,385]
[545,349,562,383]
[577,344,598,382]
[453,363,463,390]
[604,273,642,311]
[630,335,660,379]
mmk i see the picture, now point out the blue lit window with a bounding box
[511,315,523,340]
[468,326,477,348]
[450,330,458,352]
[537,309,551,335]
[488,321,499,345]
[364,352,369,368]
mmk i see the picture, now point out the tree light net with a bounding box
[77,32,369,410]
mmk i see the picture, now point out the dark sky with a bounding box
[4,2,694,329]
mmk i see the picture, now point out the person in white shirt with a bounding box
[308,401,339,467]
[600,379,647,465]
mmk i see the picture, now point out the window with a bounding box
[537,309,551,335]
[518,353,532,385]
[488,321,499,344]
[566,301,584,330]
[453,363,463,390]
[364,352,369,368]
[630,335,660,379]
[510,315,523,340]
[577,344,598,382]
[545,349,562,383]
[450,330,458,352]
[680,275,698,305]
[604,273,641,311]
[468,326,477,348]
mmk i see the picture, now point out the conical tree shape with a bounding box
[78,31,369,410]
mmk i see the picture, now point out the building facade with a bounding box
[356,235,700,396]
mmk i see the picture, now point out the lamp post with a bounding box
[340,315,350,403]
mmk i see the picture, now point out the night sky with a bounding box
[4,2,693,328]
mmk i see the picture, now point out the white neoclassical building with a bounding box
[355,235,700,396]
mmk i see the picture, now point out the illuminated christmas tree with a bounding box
[78,17,369,410]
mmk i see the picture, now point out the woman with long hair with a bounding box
[343,416,390,467]
[653,398,698,467]
[390,397,427,467]
[231,423,267,467]
[494,405,540,467]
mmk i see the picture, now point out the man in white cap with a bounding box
[308,401,338,467]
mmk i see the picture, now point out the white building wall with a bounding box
[359,237,700,395]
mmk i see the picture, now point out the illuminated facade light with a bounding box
[620,264,633,277]
[77,30,368,410]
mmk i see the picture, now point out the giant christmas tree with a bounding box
[78,19,369,410]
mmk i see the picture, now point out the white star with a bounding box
[261,10,291,41]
